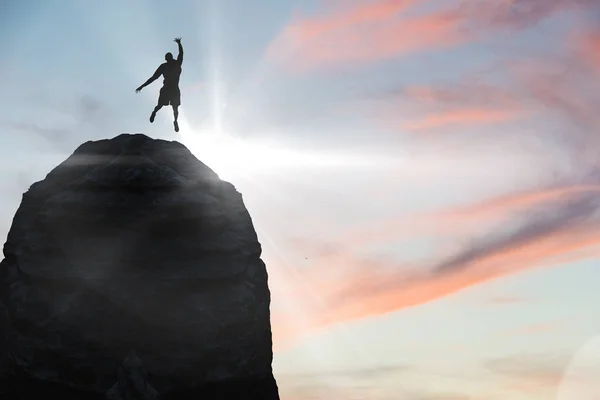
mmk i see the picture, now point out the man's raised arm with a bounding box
[175,37,183,65]
[135,66,162,93]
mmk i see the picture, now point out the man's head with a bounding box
[165,52,174,62]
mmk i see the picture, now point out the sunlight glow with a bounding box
[176,112,381,182]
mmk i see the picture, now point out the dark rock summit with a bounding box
[0,133,279,399]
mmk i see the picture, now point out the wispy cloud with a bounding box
[402,107,522,131]
[267,1,464,71]
[267,0,599,72]
[488,295,530,305]
[276,352,575,399]
[578,28,600,70]
[383,81,530,132]
[271,184,600,347]
[483,353,571,392]
[366,24,600,137]
[293,184,600,254]
[0,94,110,150]
[459,0,596,30]
[499,318,573,337]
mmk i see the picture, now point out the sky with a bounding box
[2,0,600,398]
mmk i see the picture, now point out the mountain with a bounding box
[0,133,279,399]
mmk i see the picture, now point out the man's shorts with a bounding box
[158,85,181,107]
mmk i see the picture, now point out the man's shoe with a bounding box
[174,120,179,132]
[150,111,156,123]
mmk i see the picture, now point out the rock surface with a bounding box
[105,351,159,400]
[0,133,279,399]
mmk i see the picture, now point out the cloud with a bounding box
[276,361,486,400]
[328,223,600,318]
[581,30,600,70]
[402,107,522,131]
[488,295,529,305]
[432,192,600,275]
[267,6,464,71]
[266,0,599,71]
[267,1,600,352]
[499,318,572,337]
[556,335,600,399]
[487,354,554,374]
[368,79,535,134]
[460,0,596,30]
[516,66,600,132]
[266,1,465,71]
[275,353,568,399]
[277,363,412,379]
[370,22,600,135]
[483,353,570,392]
[484,352,571,381]
[0,94,110,150]
[493,34,600,166]
[292,184,600,256]
[400,83,519,107]
[284,0,418,40]
[271,184,600,348]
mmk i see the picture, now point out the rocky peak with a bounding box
[0,133,279,399]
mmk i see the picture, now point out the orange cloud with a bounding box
[272,222,600,349]
[270,185,600,349]
[403,107,521,131]
[267,2,466,71]
[374,81,533,133]
[433,185,600,225]
[519,69,599,129]
[464,353,569,392]
[285,0,418,41]
[577,28,600,71]
[402,83,518,106]
[342,224,599,307]
[502,25,600,133]
[269,23,600,347]
[267,0,598,71]
[318,184,600,253]
[499,318,573,337]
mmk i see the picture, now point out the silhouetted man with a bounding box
[136,37,183,132]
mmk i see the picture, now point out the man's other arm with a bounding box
[136,65,163,93]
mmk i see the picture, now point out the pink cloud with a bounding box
[402,107,522,131]
[270,185,600,349]
[266,0,598,71]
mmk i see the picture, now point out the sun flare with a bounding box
[176,113,375,182]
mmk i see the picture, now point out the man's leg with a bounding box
[172,105,179,132]
[150,104,162,123]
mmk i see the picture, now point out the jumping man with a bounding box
[135,37,184,132]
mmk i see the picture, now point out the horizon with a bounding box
[3,0,600,398]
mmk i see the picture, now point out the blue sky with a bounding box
[3,0,600,398]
